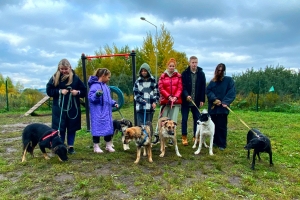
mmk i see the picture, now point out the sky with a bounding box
[1,0,299,89]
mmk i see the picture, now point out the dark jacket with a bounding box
[206,76,236,115]
[46,72,86,132]
[181,66,206,106]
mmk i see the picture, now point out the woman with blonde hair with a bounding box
[46,58,86,154]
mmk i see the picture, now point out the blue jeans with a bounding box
[181,105,201,137]
[60,130,76,146]
[211,114,228,149]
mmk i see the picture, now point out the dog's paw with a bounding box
[177,153,182,157]
[194,150,200,155]
[192,145,196,149]
[209,152,214,156]
[148,159,153,163]
[159,153,164,157]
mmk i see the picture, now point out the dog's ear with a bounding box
[173,121,177,126]
[162,121,168,127]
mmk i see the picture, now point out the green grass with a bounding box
[0,107,299,199]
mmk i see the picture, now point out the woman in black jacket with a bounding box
[206,63,236,150]
[46,58,86,154]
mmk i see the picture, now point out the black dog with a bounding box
[112,119,133,150]
[22,123,68,162]
[244,129,273,170]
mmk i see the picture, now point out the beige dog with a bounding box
[123,124,153,164]
[158,117,182,157]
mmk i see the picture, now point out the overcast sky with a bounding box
[1,0,299,89]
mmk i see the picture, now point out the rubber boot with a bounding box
[105,141,115,152]
[93,143,103,153]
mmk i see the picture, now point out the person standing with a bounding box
[206,63,236,150]
[46,58,87,154]
[88,68,119,153]
[181,56,206,146]
[133,63,159,126]
[158,58,182,121]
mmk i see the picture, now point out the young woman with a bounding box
[133,63,159,126]
[206,63,236,150]
[46,58,86,154]
[88,68,118,153]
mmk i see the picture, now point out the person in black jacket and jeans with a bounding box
[46,58,87,154]
[181,56,206,146]
[206,63,236,151]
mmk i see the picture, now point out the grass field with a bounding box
[0,107,299,200]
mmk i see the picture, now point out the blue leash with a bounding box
[138,106,148,147]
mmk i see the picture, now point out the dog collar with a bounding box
[41,130,58,141]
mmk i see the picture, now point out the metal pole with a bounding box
[140,17,158,79]
[130,50,137,125]
[5,79,9,111]
[81,53,90,131]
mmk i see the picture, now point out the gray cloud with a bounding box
[0,0,299,88]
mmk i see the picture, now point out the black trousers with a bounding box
[92,135,113,143]
[211,114,228,149]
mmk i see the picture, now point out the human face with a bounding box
[59,66,70,75]
[99,74,111,83]
[167,62,175,74]
[189,59,198,71]
[141,69,148,78]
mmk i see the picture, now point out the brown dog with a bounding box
[123,123,153,164]
[158,117,182,157]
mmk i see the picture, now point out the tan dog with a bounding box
[123,123,153,164]
[158,117,182,157]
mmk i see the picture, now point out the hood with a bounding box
[88,76,99,87]
[138,63,152,75]
[164,69,178,77]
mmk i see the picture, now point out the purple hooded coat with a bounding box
[88,76,116,137]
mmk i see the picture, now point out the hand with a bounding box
[213,99,221,106]
[186,96,192,102]
[222,104,227,108]
[152,103,156,110]
[96,90,103,97]
[115,104,119,108]
[71,89,79,96]
[60,89,69,95]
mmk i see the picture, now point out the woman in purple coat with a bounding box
[88,68,119,153]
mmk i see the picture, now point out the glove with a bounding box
[140,101,146,105]
[96,90,103,97]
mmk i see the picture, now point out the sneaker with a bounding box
[219,147,225,151]
[68,147,75,154]
[182,135,188,146]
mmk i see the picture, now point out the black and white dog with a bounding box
[22,123,68,162]
[244,129,273,170]
[112,119,133,150]
[192,109,215,155]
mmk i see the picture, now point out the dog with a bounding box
[244,129,273,170]
[21,123,68,162]
[123,121,153,164]
[158,117,181,157]
[192,109,215,155]
[113,119,133,150]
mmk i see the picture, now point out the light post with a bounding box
[140,17,158,79]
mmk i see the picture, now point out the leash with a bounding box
[190,99,202,115]
[117,109,124,119]
[226,106,259,138]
